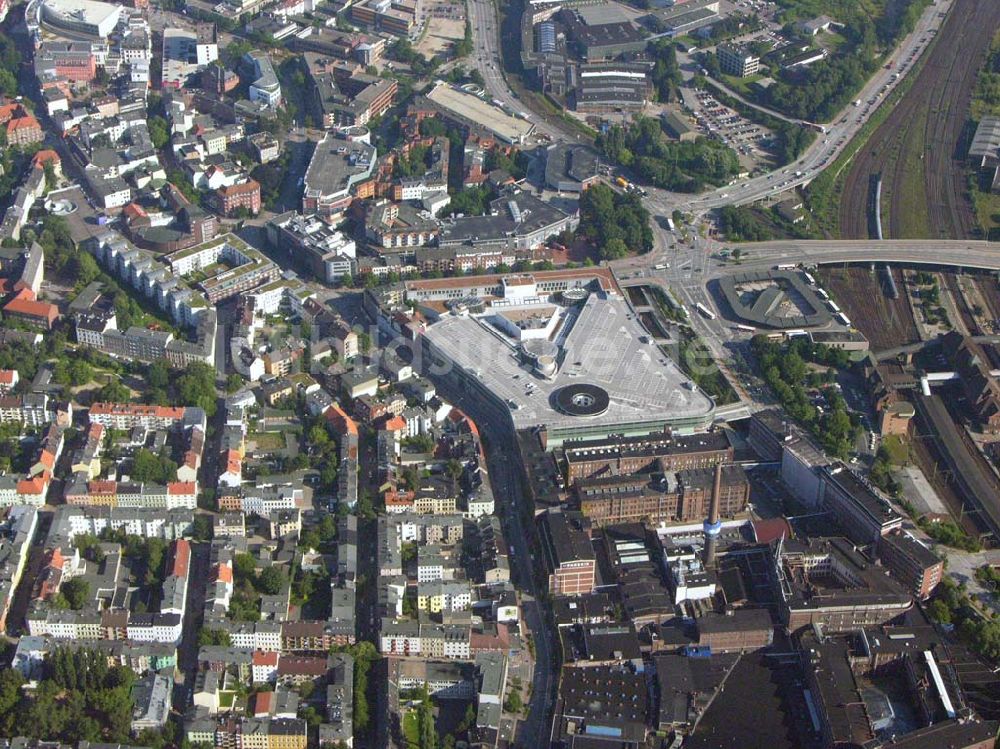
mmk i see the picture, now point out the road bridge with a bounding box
[707,240,1000,277]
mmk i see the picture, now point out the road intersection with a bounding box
[457,0,988,739]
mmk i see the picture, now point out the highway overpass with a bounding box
[708,240,1000,276]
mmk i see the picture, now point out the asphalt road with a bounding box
[433,380,557,749]
[465,0,566,142]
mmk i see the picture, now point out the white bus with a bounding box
[836,312,852,327]
[733,324,756,333]
[775,263,797,270]
[829,301,841,313]
[695,303,716,320]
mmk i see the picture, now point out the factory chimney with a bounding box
[703,463,723,569]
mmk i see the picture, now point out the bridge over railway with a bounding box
[707,240,1000,279]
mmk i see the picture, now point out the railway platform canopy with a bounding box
[718,270,831,329]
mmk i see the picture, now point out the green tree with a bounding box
[234,553,257,581]
[503,688,522,714]
[193,514,213,541]
[176,362,219,416]
[60,578,91,610]
[130,448,178,484]
[96,377,130,402]
[198,628,232,647]
[257,566,286,595]
[357,332,372,354]
[148,116,170,150]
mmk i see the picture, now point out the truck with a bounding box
[615,176,629,188]
[654,263,669,270]
[854,99,862,107]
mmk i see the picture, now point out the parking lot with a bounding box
[685,88,776,171]
[415,0,467,58]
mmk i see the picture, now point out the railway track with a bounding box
[942,272,980,335]
[820,267,920,350]
[839,0,1000,239]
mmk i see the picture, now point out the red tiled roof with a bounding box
[277,655,327,676]
[169,539,191,577]
[252,650,279,666]
[250,691,275,716]
[324,403,359,437]
[17,474,48,495]
[32,149,60,169]
[90,403,186,420]
[213,563,233,583]
[123,202,148,219]
[7,115,41,134]
[4,290,58,323]
[223,450,242,475]
[384,489,415,507]
[218,179,260,197]
[752,517,793,544]
[383,415,406,432]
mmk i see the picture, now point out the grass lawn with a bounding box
[402,710,419,749]
[722,73,764,96]
[880,434,910,464]
[219,691,236,709]
[817,30,849,54]
[248,431,286,451]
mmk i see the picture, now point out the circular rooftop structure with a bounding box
[535,355,557,378]
[521,338,558,361]
[561,287,589,302]
[341,125,371,143]
[555,383,610,417]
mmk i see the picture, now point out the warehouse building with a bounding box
[559,4,649,61]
